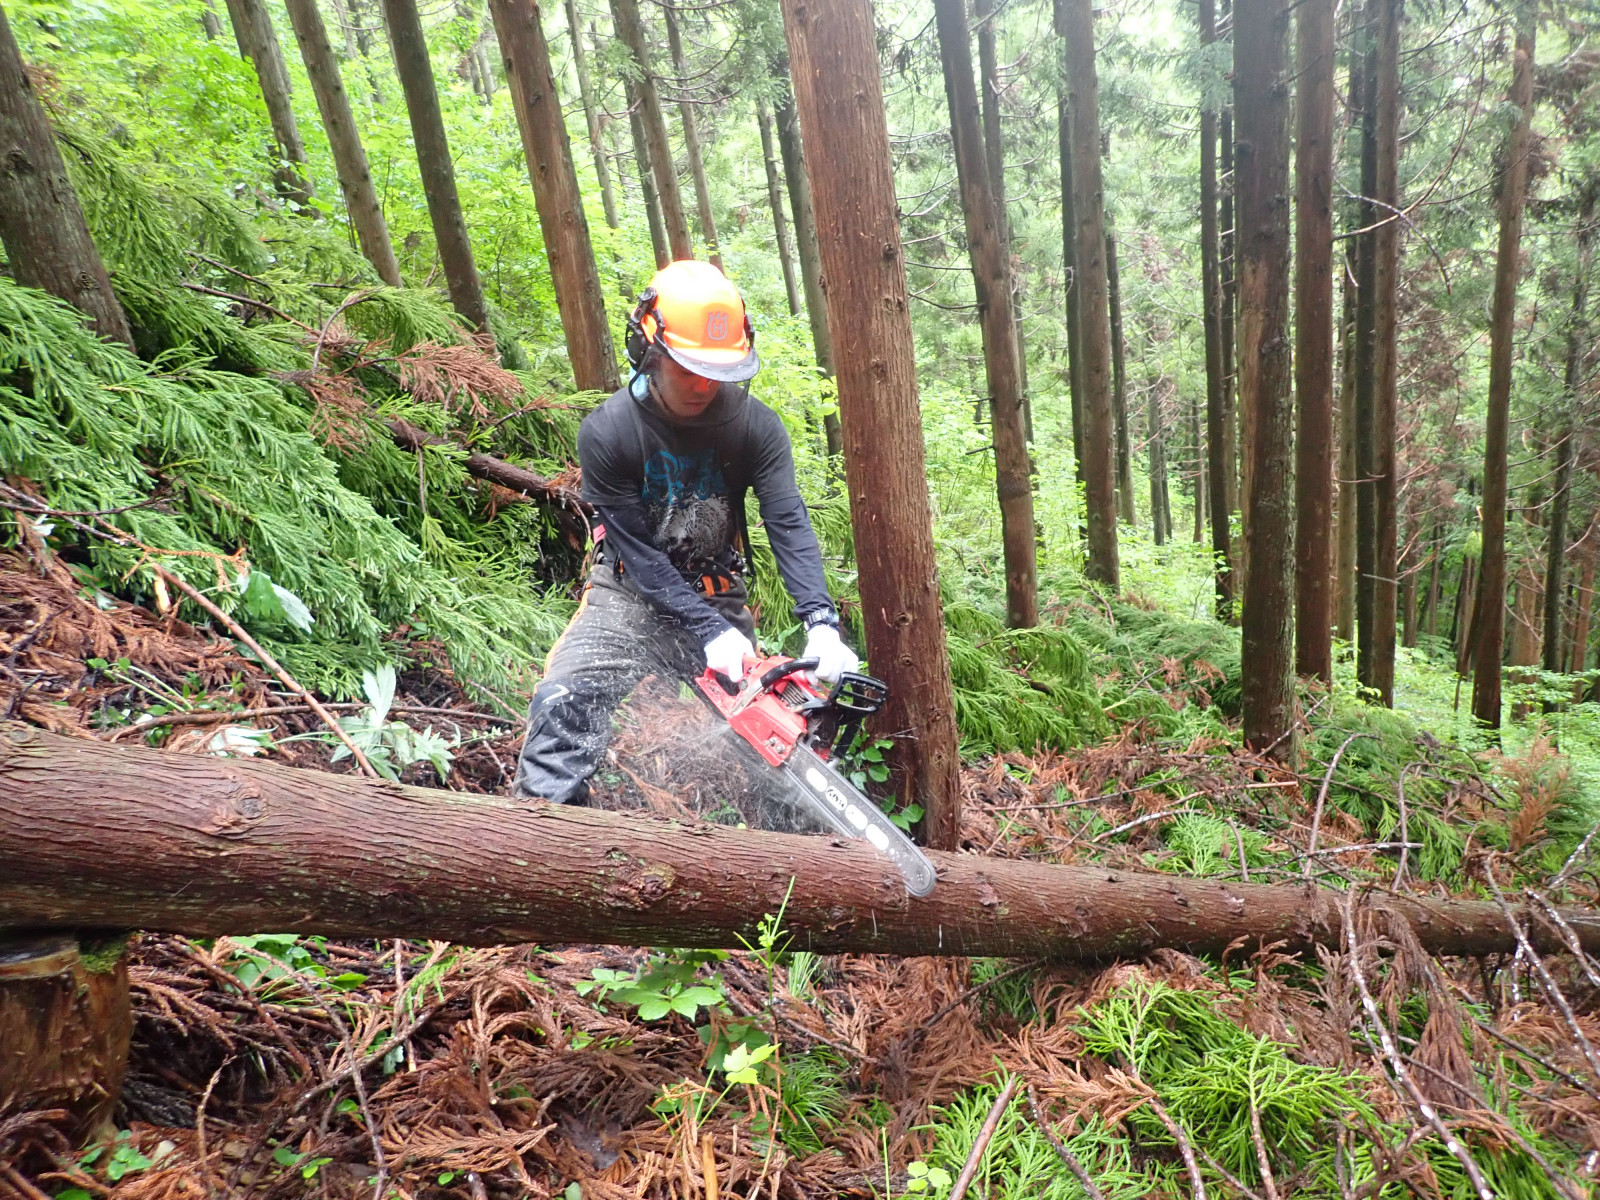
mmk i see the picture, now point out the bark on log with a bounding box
[0,933,131,1145]
[2,726,1596,962]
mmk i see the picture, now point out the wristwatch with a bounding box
[802,607,840,631]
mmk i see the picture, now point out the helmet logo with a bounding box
[705,310,729,342]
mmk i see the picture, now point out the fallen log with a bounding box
[384,417,590,546]
[1,724,1595,960]
[384,416,589,511]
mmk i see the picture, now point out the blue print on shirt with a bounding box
[639,450,731,567]
[641,450,725,506]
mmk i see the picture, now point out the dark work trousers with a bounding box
[512,563,757,803]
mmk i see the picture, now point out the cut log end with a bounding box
[0,932,132,1148]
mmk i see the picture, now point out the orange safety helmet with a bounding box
[625,260,759,383]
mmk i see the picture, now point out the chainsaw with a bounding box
[695,655,938,897]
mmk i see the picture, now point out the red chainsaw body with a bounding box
[694,655,820,767]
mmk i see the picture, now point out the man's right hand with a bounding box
[704,627,757,681]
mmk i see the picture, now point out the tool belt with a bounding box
[592,523,746,598]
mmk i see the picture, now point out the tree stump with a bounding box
[0,933,132,1146]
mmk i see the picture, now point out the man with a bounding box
[513,260,858,804]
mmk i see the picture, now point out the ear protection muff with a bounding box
[624,286,659,371]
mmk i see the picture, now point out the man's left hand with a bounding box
[803,624,859,685]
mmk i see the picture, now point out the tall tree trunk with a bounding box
[0,5,134,349]
[489,0,619,393]
[9,728,1600,962]
[1471,6,1536,732]
[1401,548,1418,648]
[1353,4,1380,695]
[346,0,385,106]
[1199,0,1233,616]
[1423,528,1442,637]
[1220,101,1239,524]
[624,75,670,269]
[1545,181,1595,672]
[1571,546,1596,675]
[1369,0,1401,705]
[201,0,224,41]
[757,101,801,316]
[284,0,402,286]
[1058,61,1086,488]
[1293,0,1335,682]
[976,0,1030,434]
[1191,388,1206,543]
[663,3,720,268]
[379,0,491,334]
[1235,0,1295,759]
[1454,552,1477,678]
[1059,0,1119,589]
[774,89,842,458]
[563,0,619,230]
[224,0,315,208]
[610,0,691,260]
[779,0,963,849]
[1335,241,1359,641]
[326,0,357,58]
[934,0,1037,628]
[1545,432,1575,676]
[1107,228,1136,526]
[1148,368,1171,545]
[1334,16,1363,643]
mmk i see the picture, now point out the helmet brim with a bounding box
[664,344,761,383]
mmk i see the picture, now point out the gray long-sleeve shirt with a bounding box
[578,377,834,644]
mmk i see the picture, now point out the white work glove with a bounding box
[803,623,859,686]
[704,626,757,682]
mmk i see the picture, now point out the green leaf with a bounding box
[362,664,396,724]
[635,994,672,1021]
[271,582,315,632]
[329,971,368,991]
[438,1172,457,1185]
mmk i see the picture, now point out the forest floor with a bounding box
[5,552,1600,1199]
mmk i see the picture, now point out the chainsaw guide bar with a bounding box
[694,655,938,897]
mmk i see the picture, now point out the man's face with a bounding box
[652,354,721,419]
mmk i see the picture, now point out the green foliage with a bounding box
[919,1077,1154,1199]
[943,604,1106,756]
[575,950,731,1023]
[1078,979,1376,1192]
[0,280,571,700]
[775,1050,848,1156]
[315,664,457,782]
